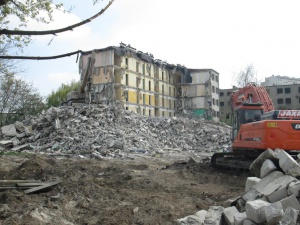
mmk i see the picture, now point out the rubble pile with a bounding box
[0,105,230,158]
[176,149,300,225]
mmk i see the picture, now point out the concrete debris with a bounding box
[204,206,224,225]
[195,210,207,224]
[280,207,299,225]
[249,149,278,177]
[179,150,300,225]
[245,177,261,192]
[260,159,277,178]
[0,105,231,159]
[175,215,203,225]
[223,206,239,225]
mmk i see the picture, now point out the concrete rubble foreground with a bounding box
[0,105,231,159]
[176,148,300,225]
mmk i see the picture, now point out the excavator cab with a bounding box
[231,103,264,141]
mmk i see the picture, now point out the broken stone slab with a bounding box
[279,206,299,225]
[260,175,297,203]
[245,177,261,192]
[175,215,202,225]
[204,206,224,225]
[249,149,278,177]
[195,210,207,225]
[287,180,300,197]
[1,124,17,136]
[245,200,270,224]
[275,149,300,177]
[233,212,247,225]
[223,206,239,225]
[10,143,29,151]
[264,201,284,225]
[279,194,300,211]
[251,171,284,193]
[260,159,277,178]
[242,219,256,225]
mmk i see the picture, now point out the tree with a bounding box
[46,80,80,107]
[0,74,45,126]
[234,64,258,88]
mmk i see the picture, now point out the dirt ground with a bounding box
[0,152,248,225]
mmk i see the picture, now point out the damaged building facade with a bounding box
[78,43,220,118]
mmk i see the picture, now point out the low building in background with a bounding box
[78,43,220,118]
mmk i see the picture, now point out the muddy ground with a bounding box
[0,152,248,225]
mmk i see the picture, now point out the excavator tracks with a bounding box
[211,151,262,170]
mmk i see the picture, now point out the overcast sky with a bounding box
[14,0,300,96]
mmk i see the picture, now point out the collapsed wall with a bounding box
[0,104,231,158]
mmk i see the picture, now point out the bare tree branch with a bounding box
[0,0,115,36]
[0,50,82,60]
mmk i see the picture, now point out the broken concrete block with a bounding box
[261,175,296,203]
[242,219,256,225]
[260,159,277,178]
[264,201,284,225]
[1,124,17,136]
[195,210,207,225]
[175,215,202,225]
[280,194,300,211]
[245,200,270,224]
[204,206,224,225]
[233,212,247,225]
[287,180,300,197]
[245,177,261,192]
[279,206,299,225]
[249,149,278,177]
[275,149,300,176]
[251,171,284,193]
[223,206,239,225]
[10,143,29,151]
[0,140,13,149]
[242,188,263,202]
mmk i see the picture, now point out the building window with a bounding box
[227,92,231,96]
[125,91,128,102]
[277,98,283,104]
[212,86,215,93]
[174,88,175,96]
[215,76,219,82]
[298,87,300,93]
[148,65,151,76]
[125,58,128,69]
[216,100,219,106]
[285,87,291,94]
[277,88,283,94]
[136,93,139,104]
[149,110,151,116]
[142,64,145,75]
[162,72,164,81]
[143,94,145,104]
[149,95,151,105]
[143,79,145,89]
[211,74,214,81]
[169,99,171,108]
[213,98,215,105]
[136,62,139,73]
[149,81,151,91]
[125,74,128,85]
[162,111,164,117]
[162,98,164,107]
[169,87,171,95]
[162,85,164,94]
[143,109,145,115]
[216,88,219,94]
[220,92,224,96]
[220,102,224,107]
[285,98,291,104]
[125,107,128,110]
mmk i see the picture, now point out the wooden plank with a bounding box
[24,180,62,194]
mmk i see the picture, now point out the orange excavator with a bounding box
[211,83,300,169]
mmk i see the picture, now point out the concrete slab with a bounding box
[264,201,284,225]
[287,181,300,197]
[223,206,239,225]
[233,212,247,225]
[176,215,202,225]
[245,200,270,224]
[195,210,207,225]
[242,219,257,225]
[204,206,224,225]
[251,171,284,193]
[260,159,277,178]
[1,124,17,136]
[245,177,261,192]
[275,149,300,177]
[249,149,278,177]
[279,206,299,225]
[10,144,29,151]
[280,194,300,211]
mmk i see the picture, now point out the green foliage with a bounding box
[46,80,80,107]
[0,74,46,126]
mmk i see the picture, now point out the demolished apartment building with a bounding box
[77,43,220,118]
